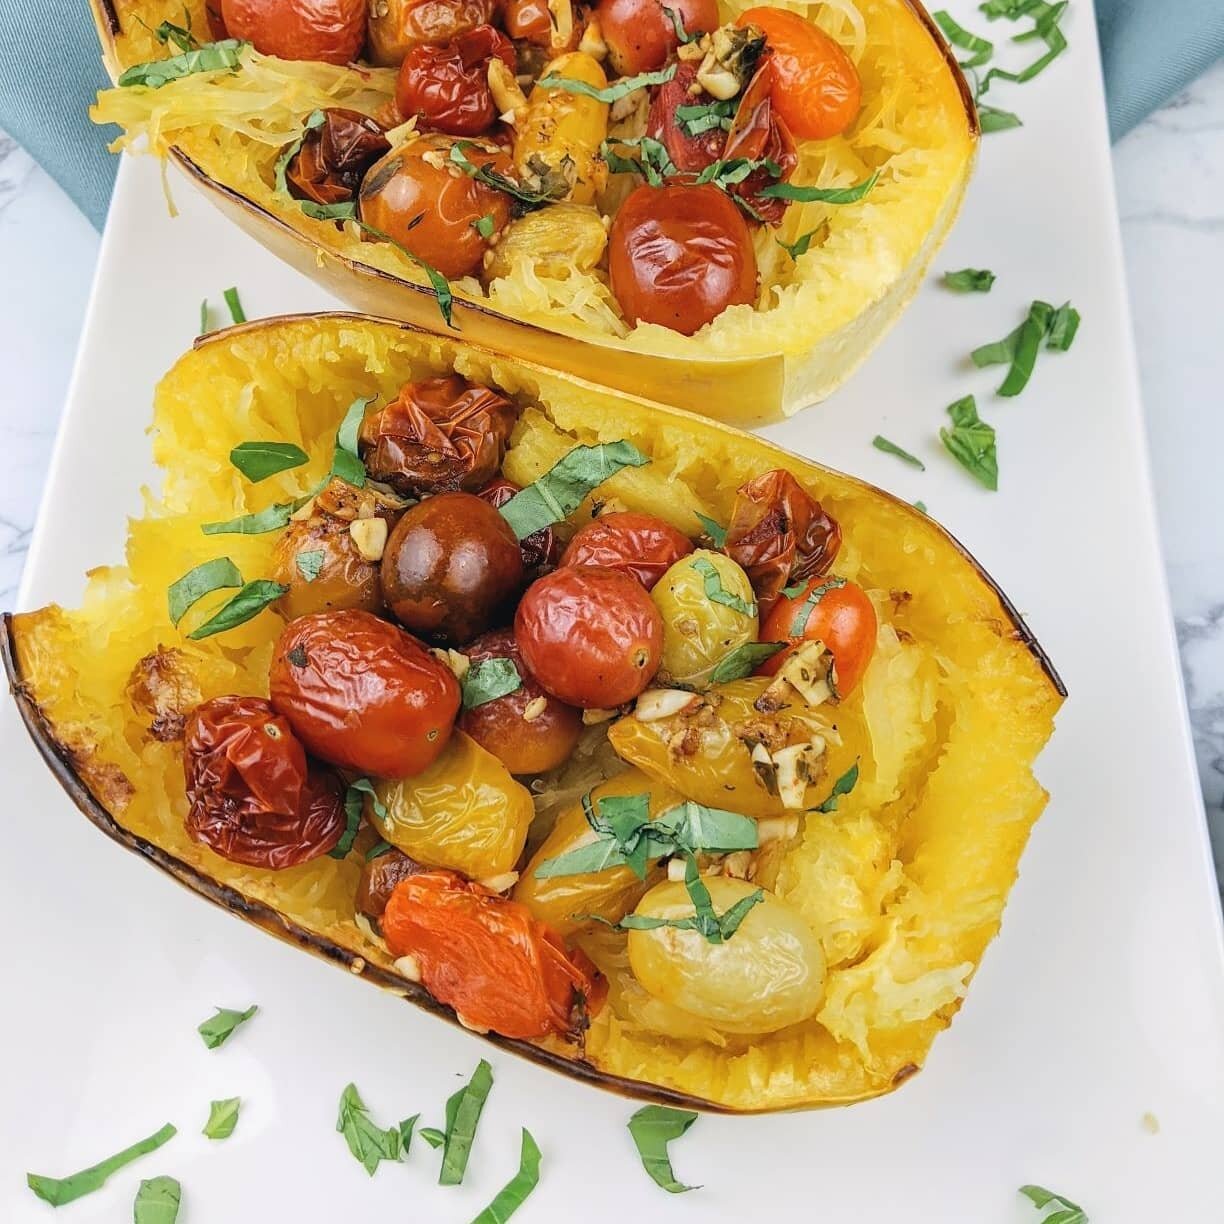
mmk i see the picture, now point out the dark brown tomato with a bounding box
[459,628,582,774]
[515,565,663,707]
[368,0,497,64]
[356,846,424,920]
[285,109,390,206]
[269,609,461,777]
[359,375,518,497]
[221,0,366,63]
[381,492,524,645]
[358,138,512,279]
[476,478,559,576]
[608,183,757,335]
[396,26,517,137]
[560,511,694,591]
[596,0,718,75]
[183,695,346,867]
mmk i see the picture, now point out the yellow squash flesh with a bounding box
[88,0,977,423]
[7,314,1061,1111]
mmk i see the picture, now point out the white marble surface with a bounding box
[2,61,1223,891]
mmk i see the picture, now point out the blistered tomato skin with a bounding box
[395,26,517,137]
[609,185,757,335]
[368,0,497,64]
[182,695,346,867]
[221,0,366,63]
[477,478,559,575]
[271,518,383,621]
[382,870,604,1038]
[459,628,582,774]
[560,512,694,591]
[595,0,719,75]
[285,109,390,206]
[269,609,460,777]
[516,566,664,708]
[381,492,524,645]
[356,847,423,920]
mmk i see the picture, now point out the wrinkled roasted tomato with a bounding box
[182,695,345,867]
[381,492,524,644]
[368,0,498,65]
[285,109,390,207]
[359,375,518,496]
[724,469,841,609]
[502,0,551,44]
[595,0,719,75]
[516,565,663,707]
[221,0,366,63]
[477,478,559,574]
[560,511,694,591]
[382,870,604,1039]
[396,26,517,137]
[269,609,460,776]
[459,628,582,773]
[608,183,757,335]
[356,846,423,920]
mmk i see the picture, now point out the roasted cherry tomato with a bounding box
[382,870,603,1038]
[757,576,876,694]
[285,108,390,207]
[595,0,718,75]
[608,184,757,335]
[645,62,723,174]
[221,0,366,63]
[269,609,460,777]
[560,512,694,591]
[723,469,841,609]
[380,491,524,645]
[736,7,861,140]
[503,0,551,44]
[359,376,518,497]
[183,695,345,867]
[477,478,559,574]
[516,565,663,707]
[358,137,512,279]
[396,26,516,136]
[368,0,497,64]
[356,846,423,921]
[459,628,582,774]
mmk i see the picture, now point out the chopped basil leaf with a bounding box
[203,1097,241,1140]
[399,1115,419,1153]
[1046,301,1080,351]
[780,580,808,598]
[365,839,394,862]
[145,16,198,51]
[355,221,455,328]
[449,143,565,209]
[202,500,298,535]
[498,441,649,539]
[599,136,678,186]
[933,10,994,67]
[197,1003,257,1049]
[788,577,846,636]
[759,170,879,203]
[539,64,675,103]
[223,286,246,324]
[133,1175,181,1224]
[27,1125,178,1208]
[336,1083,405,1176]
[118,38,247,88]
[979,0,1043,15]
[333,778,388,860]
[198,298,209,335]
[627,1106,699,1194]
[472,213,496,238]
[777,228,820,260]
[977,103,1023,131]
[813,761,860,813]
[939,395,998,490]
[913,499,928,514]
[695,156,781,189]
[533,827,642,879]
[186,579,288,640]
[675,97,737,136]
[872,435,925,469]
[1019,1184,1088,1223]
[654,802,759,854]
[168,557,242,624]
[296,549,325,582]
[462,657,522,710]
[943,267,996,292]
[329,394,374,487]
[972,300,1053,395]
[471,1128,543,1223]
[439,1059,494,1186]
[709,640,783,683]
[662,4,699,42]
[229,440,309,482]
[693,512,727,547]
[978,5,1067,93]
[419,1128,446,1149]
[690,557,756,617]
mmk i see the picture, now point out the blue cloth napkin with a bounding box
[1,0,1220,230]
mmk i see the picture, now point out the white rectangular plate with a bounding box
[4,3,1223,1219]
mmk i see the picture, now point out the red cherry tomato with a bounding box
[395,26,516,137]
[757,576,877,694]
[736,7,861,140]
[595,0,719,75]
[182,695,346,867]
[477,478,559,575]
[269,609,461,777]
[515,566,663,707]
[608,184,757,335]
[645,62,724,174]
[560,512,694,591]
[383,870,604,1038]
[221,0,366,63]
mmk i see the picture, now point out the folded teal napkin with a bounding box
[1,0,1219,230]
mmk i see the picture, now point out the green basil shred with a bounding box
[229,440,309,482]
[439,1059,494,1185]
[759,170,879,203]
[933,10,994,67]
[133,1175,182,1224]
[223,286,246,324]
[462,657,522,710]
[940,395,998,490]
[971,298,1079,395]
[539,64,676,103]
[168,557,242,624]
[336,1083,408,1175]
[197,1003,258,1049]
[943,267,996,292]
[356,221,456,328]
[1018,1184,1089,1223]
[186,579,288,640]
[789,577,846,637]
[471,1129,543,1223]
[333,778,388,859]
[203,1097,242,1140]
[27,1124,178,1207]
[626,1106,699,1194]
[709,640,784,683]
[599,137,678,186]
[872,435,926,469]
[693,512,727,546]
[690,557,756,617]
[813,761,860,813]
[117,39,247,88]
[296,549,325,582]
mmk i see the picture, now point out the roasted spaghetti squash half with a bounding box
[89,0,976,423]
[6,315,1060,1112]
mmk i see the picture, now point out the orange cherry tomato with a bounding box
[395,25,516,137]
[595,0,719,75]
[560,511,694,591]
[358,137,512,279]
[382,870,604,1038]
[503,0,552,44]
[736,7,861,140]
[608,183,757,335]
[515,566,663,707]
[757,576,877,694]
[221,0,366,63]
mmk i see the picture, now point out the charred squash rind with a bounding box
[88,0,977,423]
[6,314,1062,1112]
